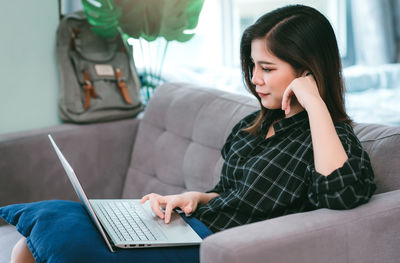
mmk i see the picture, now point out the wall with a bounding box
[0,0,61,134]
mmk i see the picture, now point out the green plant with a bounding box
[81,0,204,103]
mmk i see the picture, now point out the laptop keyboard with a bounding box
[95,201,161,242]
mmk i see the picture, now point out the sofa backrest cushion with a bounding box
[121,83,258,198]
[353,123,400,194]
[121,83,400,198]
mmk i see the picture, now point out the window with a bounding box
[132,0,225,71]
[139,0,350,71]
[227,0,349,67]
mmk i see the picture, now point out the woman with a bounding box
[11,4,376,262]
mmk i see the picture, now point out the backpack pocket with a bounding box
[69,51,141,115]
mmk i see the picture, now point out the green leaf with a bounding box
[114,0,160,41]
[186,0,204,30]
[82,0,121,38]
[114,0,204,42]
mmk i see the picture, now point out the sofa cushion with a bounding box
[353,123,400,193]
[122,83,258,198]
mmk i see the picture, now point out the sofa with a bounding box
[1,82,400,263]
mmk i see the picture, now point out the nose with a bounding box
[251,67,264,86]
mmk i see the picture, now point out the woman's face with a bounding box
[251,38,298,110]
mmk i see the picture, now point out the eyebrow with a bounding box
[250,58,276,65]
[257,60,275,65]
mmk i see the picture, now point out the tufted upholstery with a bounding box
[122,83,258,197]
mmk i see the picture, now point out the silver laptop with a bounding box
[48,134,202,252]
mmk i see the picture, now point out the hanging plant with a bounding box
[81,0,205,103]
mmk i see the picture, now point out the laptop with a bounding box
[48,134,202,252]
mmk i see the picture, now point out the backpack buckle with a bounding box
[115,68,132,104]
[83,70,98,110]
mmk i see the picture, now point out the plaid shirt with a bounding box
[193,110,376,232]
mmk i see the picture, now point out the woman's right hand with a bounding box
[140,192,202,224]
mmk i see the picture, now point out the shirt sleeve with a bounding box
[306,122,376,210]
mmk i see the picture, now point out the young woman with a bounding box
[11,4,376,263]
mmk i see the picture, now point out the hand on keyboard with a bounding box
[140,192,202,224]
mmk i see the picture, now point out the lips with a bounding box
[257,92,270,97]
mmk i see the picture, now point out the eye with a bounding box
[262,68,272,72]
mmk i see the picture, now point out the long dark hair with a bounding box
[240,5,352,134]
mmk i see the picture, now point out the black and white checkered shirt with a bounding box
[193,110,376,232]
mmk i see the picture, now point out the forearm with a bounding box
[306,99,348,176]
[196,192,220,205]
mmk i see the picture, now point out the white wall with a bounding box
[0,0,61,134]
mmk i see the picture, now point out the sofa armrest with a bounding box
[200,190,400,263]
[0,118,140,208]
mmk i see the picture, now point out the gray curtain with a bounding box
[351,0,399,65]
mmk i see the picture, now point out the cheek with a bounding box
[267,74,288,95]
[274,73,296,93]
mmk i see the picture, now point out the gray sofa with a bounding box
[1,83,400,263]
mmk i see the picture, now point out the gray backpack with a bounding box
[56,12,143,123]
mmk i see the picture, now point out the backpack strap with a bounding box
[115,68,132,104]
[69,28,80,50]
[83,69,98,110]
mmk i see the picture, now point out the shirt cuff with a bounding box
[308,156,364,195]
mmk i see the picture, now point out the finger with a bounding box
[140,193,159,204]
[164,200,178,224]
[285,93,292,114]
[150,197,165,219]
[281,87,292,111]
[285,100,291,115]
[140,195,150,204]
[281,92,287,110]
[183,205,193,215]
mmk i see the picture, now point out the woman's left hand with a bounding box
[281,72,322,115]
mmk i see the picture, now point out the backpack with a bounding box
[56,11,143,123]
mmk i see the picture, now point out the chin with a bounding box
[261,101,281,110]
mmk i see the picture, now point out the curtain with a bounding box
[351,0,398,65]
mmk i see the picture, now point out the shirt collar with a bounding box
[270,110,308,136]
